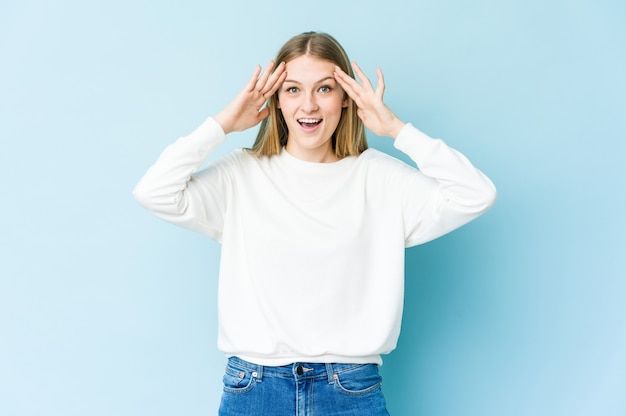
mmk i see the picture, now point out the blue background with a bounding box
[1,0,625,415]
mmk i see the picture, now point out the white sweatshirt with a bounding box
[133,117,496,365]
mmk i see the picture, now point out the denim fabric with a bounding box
[218,357,390,416]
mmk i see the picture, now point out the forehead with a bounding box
[284,55,336,82]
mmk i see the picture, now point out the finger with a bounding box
[258,106,270,120]
[352,61,375,92]
[255,60,276,93]
[264,62,287,95]
[334,66,361,101]
[245,65,263,92]
[267,68,287,96]
[334,65,359,90]
[376,67,385,99]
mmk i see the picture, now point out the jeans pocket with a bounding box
[333,364,383,397]
[222,365,257,394]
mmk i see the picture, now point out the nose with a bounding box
[301,91,318,112]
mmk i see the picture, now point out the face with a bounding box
[277,55,348,162]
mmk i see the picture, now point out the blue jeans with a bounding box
[218,357,390,416]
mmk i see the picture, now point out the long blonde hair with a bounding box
[250,32,367,158]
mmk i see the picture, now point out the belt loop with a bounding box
[325,363,335,384]
[254,362,264,381]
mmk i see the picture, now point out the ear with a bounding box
[342,95,348,108]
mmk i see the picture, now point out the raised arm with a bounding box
[335,62,496,245]
[132,62,286,238]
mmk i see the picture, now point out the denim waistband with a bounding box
[226,356,373,383]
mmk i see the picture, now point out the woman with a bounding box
[134,31,496,416]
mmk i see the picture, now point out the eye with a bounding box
[319,85,332,93]
[285,86,299,94]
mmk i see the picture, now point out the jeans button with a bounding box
[296,365,304,375]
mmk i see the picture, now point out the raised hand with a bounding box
[215,61,287,135]
[334,62,406,139]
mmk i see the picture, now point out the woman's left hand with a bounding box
[334,62,406,139]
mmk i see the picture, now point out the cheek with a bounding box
[336,86,348,108]
[332,96,347,114]
[277,96,296,113]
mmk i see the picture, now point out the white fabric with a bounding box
[133,117,496,365]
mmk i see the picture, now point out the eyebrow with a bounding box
[283,76,335,84]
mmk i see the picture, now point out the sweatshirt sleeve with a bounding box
[393,123,497,247]
[132,117,229,241]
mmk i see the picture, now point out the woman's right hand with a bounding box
[214,61,287,135]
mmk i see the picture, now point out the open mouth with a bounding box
[298,118,322,128]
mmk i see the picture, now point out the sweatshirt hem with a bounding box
[227,353,383,366]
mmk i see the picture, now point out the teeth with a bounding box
[298,118,321,123]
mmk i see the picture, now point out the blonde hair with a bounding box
[250,32,367,158]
